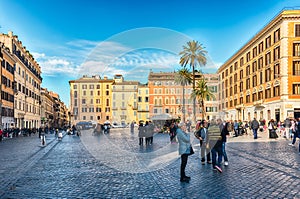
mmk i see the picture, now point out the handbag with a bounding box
[189,145,194,155]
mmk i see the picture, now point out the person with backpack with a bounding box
[250,118,259,139]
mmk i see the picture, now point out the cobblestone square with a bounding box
[0,129,300,198]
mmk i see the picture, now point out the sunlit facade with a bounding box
[218,9,300,122]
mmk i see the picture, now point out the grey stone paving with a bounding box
[0,128,300,198]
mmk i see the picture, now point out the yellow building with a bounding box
[137,84,149,122]
[112,74,138,126]
[69,75,114,125]
[218,9,300,122]
[0,31,42,129]
[0,43,16,129]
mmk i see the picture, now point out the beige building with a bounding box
[0,31,42,129]
[69,75,114,125]
[112,74,139,126]
[0,43,16,129]
[137,84,149,123]
[218,9,300,122]
[40,88,55,127]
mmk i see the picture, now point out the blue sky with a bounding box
[0,0,300,106]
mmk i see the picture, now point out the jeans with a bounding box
[211,146,223,167]
[253,128,258,139]
[180,154,189,178]
[222,142,228,162]
[200,140,211,162]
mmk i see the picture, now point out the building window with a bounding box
[273,46,280,61]
[234,84,237,93]
[274,63,280,78]
[73,85,77,89]
[234,62,238,70]
[246,65,250,76]
[83,91,86,96]
[82,84,87,89]
[252,61,257,73]
[246,52,251,62]
[252,75,257,87]
[293,43,300,56]
[295,24,300,37]
[138,97,142,102]
[106,99,109,106]
[240,82,243,92]
[246,78,250,89]
[265,89,271,99]
[145,97,149,102]
[260,71,263,84]
[240,70,243,79]
[82,99,86,104]
[97,85,100,89]
[106,85,109,89]
[240,57,244,67]
[293,61,300,76]
[96,99,100,104]
[246,95,250,103]
[265,36,271,49]
[258,57,263,70]
[293,84,300,94]
[234,73,238,82]
[252,93,257,102]
[265,68,271,82]
[253,47,257,58]
[240,96,243,104]
[274,28,280,43]
[273,86,280,97]
[258,91,263,100]
[106,91,109,95]
[74,91,77,98]
[90,91,93,96]
[259,41,264,53]
[265,52,271,66]
[89,85,94,89]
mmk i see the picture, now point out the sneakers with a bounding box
[207,161,212,164]
[201,161,205,165]
[214,165,223,173]
[288,143,294,146]
[224,161,229,166]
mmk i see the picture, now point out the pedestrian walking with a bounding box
[284,118,292,139]
[289,118,300,146]
[130,121,135,133]
[169,122,177,143]
[185,120,191,132]
[250,118,259,139]
[220,120,229,166]
[176,122,194,182]
[268,119,278,139]
[208,120,223,173]
[138,122,144,145]
[194,120,211,165]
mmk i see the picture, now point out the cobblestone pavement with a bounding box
[0,128,300,198]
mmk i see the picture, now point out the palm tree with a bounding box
[175,67,192,122]
[179,40,207,124]
[191,78,215,120]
